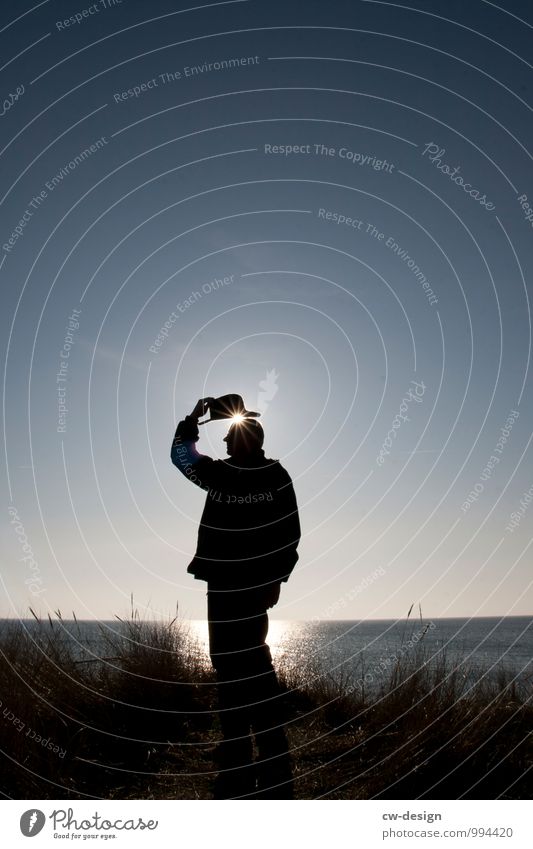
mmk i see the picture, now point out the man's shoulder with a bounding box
[254,457,289,475]
[217,456,294,485]
[264,459,294,487]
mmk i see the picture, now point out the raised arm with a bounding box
[170,397,216,488]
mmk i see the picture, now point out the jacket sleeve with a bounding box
[170,416,217,490]
[279,478,301,582]
[266,470,301,584]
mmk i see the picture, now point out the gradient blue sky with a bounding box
[2,0,533,621]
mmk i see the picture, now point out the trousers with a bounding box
[206,587,293,798]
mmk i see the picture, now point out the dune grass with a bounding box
[0,605,531,799]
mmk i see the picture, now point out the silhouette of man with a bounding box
[171,396,301,799]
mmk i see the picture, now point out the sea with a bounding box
[2,616,532,690]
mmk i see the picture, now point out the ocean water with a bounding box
[2,616,532,689]
[190,616,533,687]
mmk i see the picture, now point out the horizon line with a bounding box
[1,613,532,622]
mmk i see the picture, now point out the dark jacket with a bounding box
[171,416,301,590]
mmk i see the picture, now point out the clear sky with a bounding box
[2,0,532,621]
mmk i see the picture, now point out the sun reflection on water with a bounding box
[186,619,308,665]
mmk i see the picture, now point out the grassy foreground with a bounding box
[0,607,531,800]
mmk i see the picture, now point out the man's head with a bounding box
[223,419,264,458]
